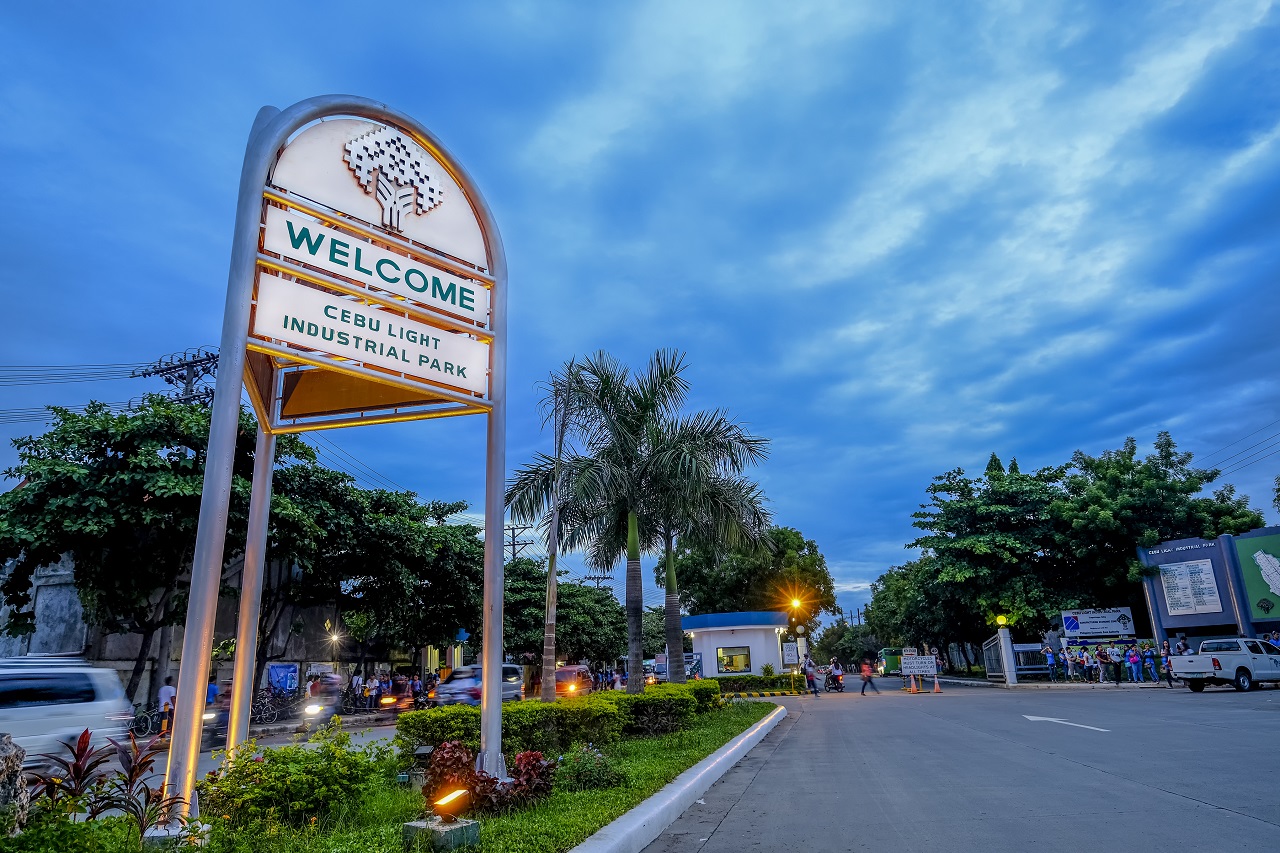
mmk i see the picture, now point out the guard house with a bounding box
[683,611,787,677]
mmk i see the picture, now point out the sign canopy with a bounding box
[245,117,499,433]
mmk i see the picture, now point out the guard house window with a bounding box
[717,646,751,674]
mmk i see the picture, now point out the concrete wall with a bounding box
[690,626,783,677]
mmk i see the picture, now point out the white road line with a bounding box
[1022,714,1109,731]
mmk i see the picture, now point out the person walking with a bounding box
[860,659,880,695]
[804,657,820,698]
[1160,640,1175,687]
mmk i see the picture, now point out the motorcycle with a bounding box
[824,672,844,693]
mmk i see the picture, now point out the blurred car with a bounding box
[428,664,523,706]
[555,665,593,696]
[0,657,131,768]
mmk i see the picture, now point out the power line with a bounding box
[1218,438,1280,478]
[1197,416,1280,465]
[1202,429,1280,472]
[0,400,133,425]
[0,362,152,386]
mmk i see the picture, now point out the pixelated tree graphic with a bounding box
[344,126,445,232]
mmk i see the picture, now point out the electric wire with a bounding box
[1196,416,1280,465]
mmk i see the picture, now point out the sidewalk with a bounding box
[935,676,1177,690]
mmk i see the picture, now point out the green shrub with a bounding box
[397,697,624,757]
[501,702,565,754]
[396,704,481,753]
[559,696,623,745]
[4,812,133,853]
[554,745,625,791]
[711,674,798,693]
[684,680,723,713]
[598,684,696,735]
[760,663,775,676]
[198,725,389,827]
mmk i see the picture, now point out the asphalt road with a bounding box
[644,680,1280,853]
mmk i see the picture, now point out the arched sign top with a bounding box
[271,118,489,270]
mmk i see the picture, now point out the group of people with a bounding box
[1040,640,1177,687]
[800,655,882,697]
[346,669,437,708]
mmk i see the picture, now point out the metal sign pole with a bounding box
[164,105,281,813]
[478,228,508,779]
[227,427,276,755]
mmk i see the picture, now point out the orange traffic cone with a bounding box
[907,675,919,694]
[933,674,942,693]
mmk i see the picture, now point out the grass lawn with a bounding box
[202,700,773,853]
[476,700,773,853]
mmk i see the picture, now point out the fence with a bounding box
[982,635,1004,681]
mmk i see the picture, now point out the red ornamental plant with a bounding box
[421,741,555,816]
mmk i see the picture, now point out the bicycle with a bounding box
[130,703,162,737]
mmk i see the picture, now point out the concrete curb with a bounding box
[568,702,787,853]
[723,691,800,698]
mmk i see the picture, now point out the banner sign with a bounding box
[1159,559,1223,616]
[254,273,488,394]
[900,656,937,676]
[263,207,490,325]
[1061,608,1135,638]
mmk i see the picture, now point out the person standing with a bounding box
[1078,648,1093,682]
[158,676,177,732]
[1094,646,1110,684]
[1142,645,1158,684]
[206,676,219,706]
[1125,646,1142,683]
[1107,643,1123,684]
[1175,637,1189,656]
[860,659,880,695]
[1160,640,1175,687]
[1042,644,1058,682]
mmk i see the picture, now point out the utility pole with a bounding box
[132,347,219,405]
[504,523,534,562]
[583,572,611,589]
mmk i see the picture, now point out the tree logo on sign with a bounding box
[344,126,445,232]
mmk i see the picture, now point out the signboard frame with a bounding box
[900,656,938,676]
[166,96,508,816]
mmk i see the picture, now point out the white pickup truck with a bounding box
[1170,638,1280,692]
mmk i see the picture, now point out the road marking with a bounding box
[1022,714,1109,731]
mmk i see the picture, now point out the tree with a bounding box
[508,350,692,693]
[1053,433,1263,592]
[910,459,1065,631]
[336,492,484,659]
[675,526,838,635]
[504,558,625,665]
[813,619,880,666]
[0,396,309,700]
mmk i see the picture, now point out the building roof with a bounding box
[682,611,788,631]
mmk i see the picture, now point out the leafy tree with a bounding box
[1053,433,1263,590]
[674,526,838,635]
[0,396,309,700]
[507,350,691,693]
[337,492,484,659]
[504,557,626,664]
[812,619,880,666]
[910,458,1065,630]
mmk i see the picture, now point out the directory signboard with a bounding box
[1159,559,1223,616]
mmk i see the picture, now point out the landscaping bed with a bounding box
[7,687,772,853]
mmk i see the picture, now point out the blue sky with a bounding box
[3,2,1280,622]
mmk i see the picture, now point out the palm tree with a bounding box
[641,414,770,682]
[508,350,689,693]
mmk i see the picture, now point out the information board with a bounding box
[782,642,799,665]
[900,656,938,676]
[1159,559,1223,616]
